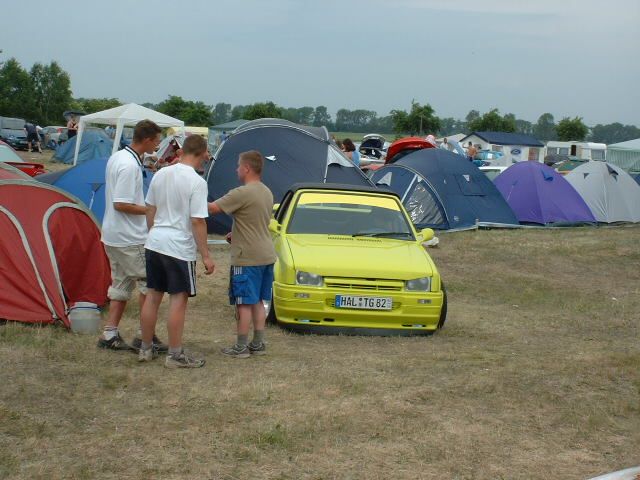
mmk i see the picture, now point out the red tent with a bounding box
[0,170,111,327]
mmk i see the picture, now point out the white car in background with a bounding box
[479,166,508,181]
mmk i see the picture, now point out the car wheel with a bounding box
[266,294,278,325]
[437,282,447,329]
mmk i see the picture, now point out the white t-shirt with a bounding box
[102,146,148,247]
[144,163,209,262]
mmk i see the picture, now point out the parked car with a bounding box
[362,137,437,173]
[0,116,28,150]
[267,183,447,335]
[0,141,46,177]
[42,126,66,146]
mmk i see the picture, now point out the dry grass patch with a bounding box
[1,229,639,479]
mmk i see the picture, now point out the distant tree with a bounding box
[391,101,440,135]
[370,114,394,133]
[515,118,534,136]
[468,108,515,133]
[181,101,211,126]
[556,116,588,141]
[533,113,556,141]
[140,102,157,109]
[0,58,37,120]
[230,105,248,121]
[312,106,331,127]
[465,109,480,124]
[244,101,282,121]
[211,102,231,125]
[156,95,188,119]
[30,61,72,124]
[71,97,122,114]
[589,122,640,144]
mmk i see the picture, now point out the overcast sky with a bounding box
[3,0,639,125]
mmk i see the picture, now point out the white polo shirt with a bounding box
[102,146,148,247]
[144,163,208,262]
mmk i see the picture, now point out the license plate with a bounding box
[335,295,392,310]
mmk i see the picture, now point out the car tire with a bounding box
[437,282,447,329]
[266,294,278,325]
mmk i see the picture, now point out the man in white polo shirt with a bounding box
[98,120,164,352]
[138,135,215,368]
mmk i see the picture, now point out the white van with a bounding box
[545,141,606,161]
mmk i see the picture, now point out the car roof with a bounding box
[288,182,399,198]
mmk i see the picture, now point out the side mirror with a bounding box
[420,228,434,242]
[269,218,282,234]
[272,203,280,214]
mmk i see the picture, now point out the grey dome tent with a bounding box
[206,118,373,233]
[566,161,640,223]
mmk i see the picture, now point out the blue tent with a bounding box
[206,118,374,233]
[54,129,113,165]
[37,156,153,223]
[633,173,640,186]
[371,148,517,230]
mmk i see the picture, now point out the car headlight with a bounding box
[405,277,431,291]
[296,271,323,287]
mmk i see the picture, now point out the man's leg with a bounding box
[249,265,273,355]
[140,289,164,347]
[166,292,188,354]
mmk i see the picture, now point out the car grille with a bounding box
[324,278,403,292]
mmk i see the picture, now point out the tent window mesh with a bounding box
[406,183,444,226]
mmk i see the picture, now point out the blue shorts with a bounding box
[229,265,274,306]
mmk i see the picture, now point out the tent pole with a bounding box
[73,121,84,166]
[113,121,124,155]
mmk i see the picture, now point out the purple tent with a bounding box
[494,162,596,225]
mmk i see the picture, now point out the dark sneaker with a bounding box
[131,335,169,354]
[97,333,136,352]
[248,342,267,356]
[165,351,205,369]
[221,344,251,359]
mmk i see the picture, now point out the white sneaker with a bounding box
[138,348,156,363]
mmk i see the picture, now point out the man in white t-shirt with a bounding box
[98,120,163,352]
[138,135,215,369]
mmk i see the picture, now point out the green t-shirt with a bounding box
[215,182,277,266]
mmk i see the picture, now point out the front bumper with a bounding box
[273,282,444,334]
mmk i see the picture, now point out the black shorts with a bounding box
[145,249,197,297]
[27,132,39,142]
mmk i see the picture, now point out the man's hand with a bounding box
[203,256,216,275]
[225,232,232,244]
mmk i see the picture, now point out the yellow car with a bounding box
[267,183,447,335]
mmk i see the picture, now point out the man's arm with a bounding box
[145,204,157,230]
[191,217,215,275]
[208,201,223,215]
[114,202,147,216]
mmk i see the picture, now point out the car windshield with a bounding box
[0,145,24,163]
[287,192,415,240]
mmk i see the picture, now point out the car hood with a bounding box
[285,234,432,280]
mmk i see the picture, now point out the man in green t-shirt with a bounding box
[208,150,276,358]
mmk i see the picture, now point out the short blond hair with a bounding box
[239,150,265,175]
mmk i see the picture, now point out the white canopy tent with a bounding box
[72,103,184,165]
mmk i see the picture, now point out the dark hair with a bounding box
[133,119,162,143]
[182,135,208,156]
[343,138,356,152]
[239,150,265,175]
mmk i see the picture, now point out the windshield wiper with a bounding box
[352,232,412,238]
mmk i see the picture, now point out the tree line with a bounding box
[0,56,638,144]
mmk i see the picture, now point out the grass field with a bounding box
[1,225,639,479]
